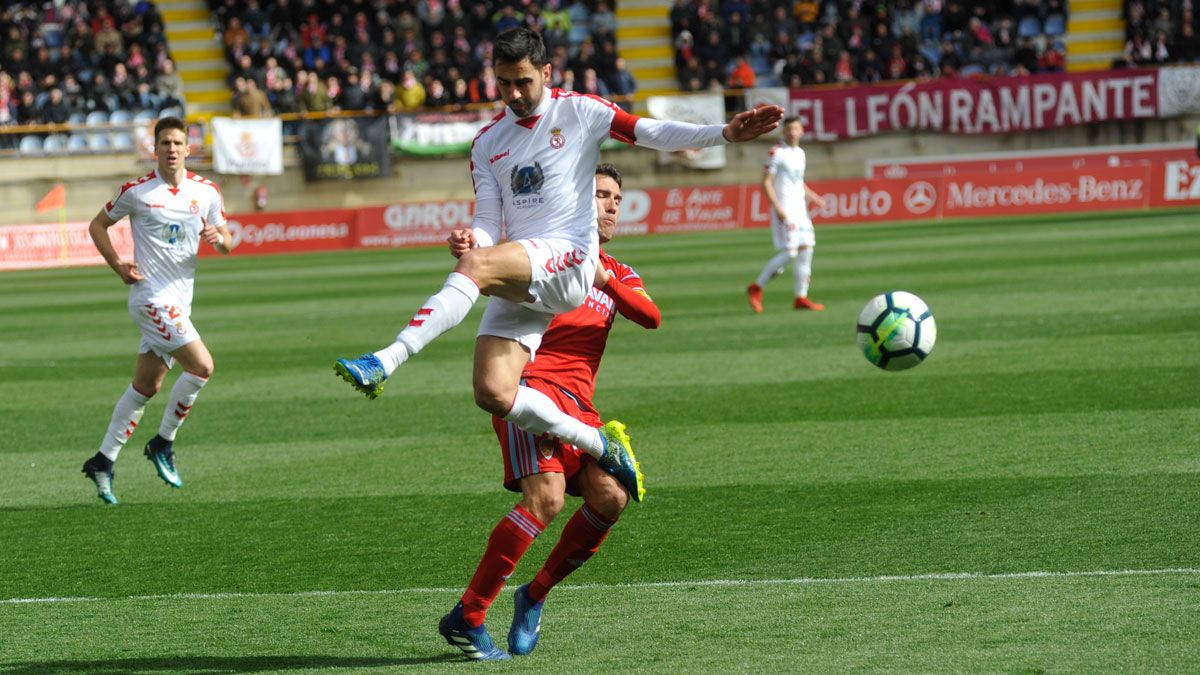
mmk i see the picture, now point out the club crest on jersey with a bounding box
[162,222,182,245]
[538,437,555,460]
[510,162,547,207]
[189,199,200,214]
[549,127,565,149]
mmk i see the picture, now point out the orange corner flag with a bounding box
[35,183,65,213]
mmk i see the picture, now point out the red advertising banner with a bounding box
[1153,158,1200,207]
[868,143,1195,179]
[791,69,1159,141]
[357,199,475,248]
[938,165,1150,218]
[0,221,133,271]
[201,208,357,257]
[631,185,744,234]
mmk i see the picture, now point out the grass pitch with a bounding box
[1,210,1198,672]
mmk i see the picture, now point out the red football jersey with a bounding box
[523,249,658,406]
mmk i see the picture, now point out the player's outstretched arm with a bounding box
[722,104,786,143]
[88,210,144,284]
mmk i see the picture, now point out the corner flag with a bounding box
[35,183,66,213]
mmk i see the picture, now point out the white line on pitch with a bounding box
[3,567,1198,606]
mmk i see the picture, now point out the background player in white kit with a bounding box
[747,116,828,313]
[334,28,782,506]
[82,117,233,504]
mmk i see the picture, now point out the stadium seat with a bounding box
[1017,16,1042,39]
[68,134,90,151]
[159,106,183,119]
[42,134,68,154]
[87,134,112,151]
[109,109,133,125]
[68,111,86,126]
[19,135,43,155]
[112,132,134,151]
[85,110,109,126]
[1044,14,1066,37]
[133,109,157,124]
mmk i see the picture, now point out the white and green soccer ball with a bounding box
[856,291,936,371]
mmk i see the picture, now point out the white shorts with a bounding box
[517,237,598,314]
[772,216,815,250]
[475,237,598,359]
[130,300,199,367]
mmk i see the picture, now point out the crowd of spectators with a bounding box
[1123,1,1199,66]
[671,0,1071,91]
[0,1,185,134]
[207,0,638,116]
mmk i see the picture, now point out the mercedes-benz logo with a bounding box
[904,181,936,214]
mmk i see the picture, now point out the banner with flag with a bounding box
[211,117,284,175]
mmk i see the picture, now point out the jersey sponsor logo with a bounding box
[489,149,510,164]
[549,127,565,149]
[147,203,166,208]
[162,223,183,245]
[510,162,548,208]
[510,162,545,195]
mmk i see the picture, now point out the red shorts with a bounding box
[493,377,600,496]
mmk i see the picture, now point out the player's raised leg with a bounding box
[510,464,628,655]
[82,352,168,504]
[335,243,536,398]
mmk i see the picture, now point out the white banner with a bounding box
[212,117,283,175]
[1158,65,1200,118]
[647,93,727,170]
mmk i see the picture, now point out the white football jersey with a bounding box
[104,169,225,308]
[765,143,810,226]
[470,88,640,249]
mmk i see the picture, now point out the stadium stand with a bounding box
[0,0,185,150]
[670,0,1071,90]
[204,0,634,114]
[1121,0,1199,66]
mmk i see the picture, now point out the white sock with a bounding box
[795,247,813,297]
[159,371,208,441]
[374,272,480,376]
[99,384,150,461]
[505,385,606,459]
[756,250,796,287]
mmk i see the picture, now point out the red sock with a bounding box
[527,503,616,603]
[460,505,545,626]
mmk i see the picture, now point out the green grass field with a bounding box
[1,210,1198,673]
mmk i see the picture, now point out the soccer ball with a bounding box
[856,291,936,371]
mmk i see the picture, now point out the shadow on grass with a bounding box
[0,654,463,673]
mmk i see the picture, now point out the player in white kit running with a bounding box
[81,117,233,504]
[747,116,828,313]
[334,28,783,508]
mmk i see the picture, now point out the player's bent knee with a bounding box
[473,385,512,417]
[587,472,629,519]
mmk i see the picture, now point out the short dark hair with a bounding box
[494,27,549,67]
[154,116,187,143]
[783,116,801,126]
[596,163,622,188]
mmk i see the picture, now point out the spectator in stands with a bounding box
[396,69,425,111]
[40,87,71,124]
[156,60,185,113]
[608,56,636,107]
[728,55,756,88]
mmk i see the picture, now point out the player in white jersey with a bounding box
[747,116,829,313]
[81,116,233,504]
[334,28,781,506]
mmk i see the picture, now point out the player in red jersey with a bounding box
[439,164,660,660]
[81,117,233,504]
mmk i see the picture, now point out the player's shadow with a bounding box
[0,654,462,674]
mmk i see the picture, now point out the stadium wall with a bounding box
[5,145,1198,271]
[1,112,1196,227]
